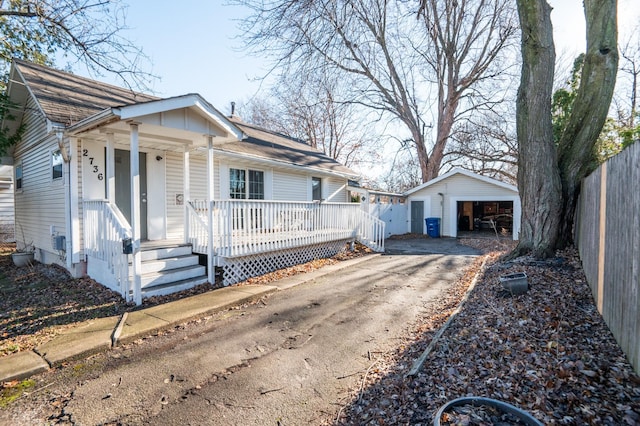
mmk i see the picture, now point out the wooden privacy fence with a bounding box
[575,141,640,373]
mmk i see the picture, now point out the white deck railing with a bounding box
[83,200,132,301]
[187,200,385,257]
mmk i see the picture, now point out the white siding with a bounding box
[272,169,307,201]
[325,177,348,202]
[13,99,67,262]
[189,155,208,201]
[165,151,184,240]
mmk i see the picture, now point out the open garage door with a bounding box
[456,200,514,238]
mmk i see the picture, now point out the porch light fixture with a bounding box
[156,155,163,161]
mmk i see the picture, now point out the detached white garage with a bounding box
[404,168,520,240]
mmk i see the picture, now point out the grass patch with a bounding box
[0,379,35,408]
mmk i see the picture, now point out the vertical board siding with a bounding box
[577,142,640,373]
[577,169,601,299]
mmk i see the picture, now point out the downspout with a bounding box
[438,192,444,236]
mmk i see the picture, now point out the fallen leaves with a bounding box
[337,243,640,425]
[0,249,131,358]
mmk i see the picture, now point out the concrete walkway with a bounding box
[0,255,379,383]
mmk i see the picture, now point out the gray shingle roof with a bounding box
[222,118,358,177]
[13,60,359,178]
[14,59,157,125]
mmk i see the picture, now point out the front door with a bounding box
[410,201,424,234]
[115,149,148,240]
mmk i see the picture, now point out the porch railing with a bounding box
[187,200,385,257]
[186,201,209,253]
[83,200,132,301]
[357,210,385,252]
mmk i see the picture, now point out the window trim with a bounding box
[51,148,64,181]
[312,176,322,201]
[229,167,265,200]
[14,161,23,192]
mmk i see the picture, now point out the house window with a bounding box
[15,163,22,191]
[248,170,264,199]
[52,150,63,180]
[230,169,246,199]
[312,177,322,200]
[230,168,264,199]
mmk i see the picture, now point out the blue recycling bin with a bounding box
[425,217,441,238]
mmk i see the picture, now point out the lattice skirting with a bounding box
[222,239,350,286]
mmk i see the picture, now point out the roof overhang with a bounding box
[403,167,518,196]
[210,147,360,180]
[66,94,245,143]
[2,63,40,137]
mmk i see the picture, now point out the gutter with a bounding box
[66,108,119,135]
[214,148,360,181]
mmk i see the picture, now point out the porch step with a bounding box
[141,276,209,299]
[139,255,199,274]
[140,265,206,288]
[134,242,209,298]
[140,244,193,262]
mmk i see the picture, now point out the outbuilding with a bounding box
[404,168,520,240]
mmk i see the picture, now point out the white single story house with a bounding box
[404,168,520,240]
[3,59,384,304]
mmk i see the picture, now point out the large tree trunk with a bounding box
[556,0,618,247]
[514,0,563,258]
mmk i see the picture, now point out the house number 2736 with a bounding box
[83,149,104,181]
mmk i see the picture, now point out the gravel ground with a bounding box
[336,239,640,425]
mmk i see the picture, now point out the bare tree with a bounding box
[417,0,518,180]
[619,26,639,129]
[0,0,152,89]
[240,73,382,170]
[444,115,518,185]
[515,0,618,257]
[236,0,517,183]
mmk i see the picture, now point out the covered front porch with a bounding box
[71,95,384,304]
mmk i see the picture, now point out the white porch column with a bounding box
[183,147,190,244]
[106,132,115,203]
[69,137,80,265]
[129,122,143,305]
[206,135,215,285]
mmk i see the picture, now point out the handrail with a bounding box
[356,209,386,252]
[83,200,132,301]
[186,201,209,253]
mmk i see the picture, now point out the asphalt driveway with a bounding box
[2,239,480,425]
